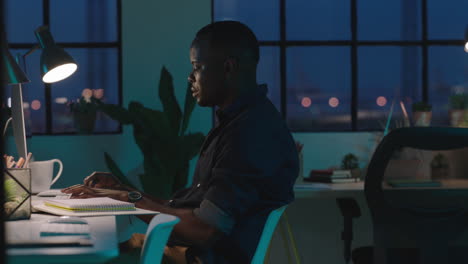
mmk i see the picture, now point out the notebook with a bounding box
[35,197,159,216]
[43,197,136,212]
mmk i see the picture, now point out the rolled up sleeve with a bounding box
[193,199,235,234]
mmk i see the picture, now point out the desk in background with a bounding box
[269,179,468,264]
[6,214,118,264]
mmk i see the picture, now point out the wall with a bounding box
[6,0,212,188]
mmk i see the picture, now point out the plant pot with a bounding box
[73,111,97,134]
[413,111,432,127]
[431,167,449,181]
[449,109,468,127]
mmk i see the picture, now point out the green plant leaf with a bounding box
[159,66,182,135]
[104,152,137,190]
[99,103,134,124]
[181,132,205,159]
[180,82,197,136]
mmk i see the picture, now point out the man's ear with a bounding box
[224,57,238,77]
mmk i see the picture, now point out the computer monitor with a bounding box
[10,83,28,159]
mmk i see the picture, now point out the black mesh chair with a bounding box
[364,127,468,264]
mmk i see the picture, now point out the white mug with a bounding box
[29,159,63,194]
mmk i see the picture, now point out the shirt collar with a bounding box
[215,84,268,122]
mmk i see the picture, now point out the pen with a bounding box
[16,157,25,168]
[6,156,15,169]
[23,152,32,168]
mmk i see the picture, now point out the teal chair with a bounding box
[140,213,180,264]
[251,205,288,264]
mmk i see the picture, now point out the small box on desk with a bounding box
[4,168,31,220]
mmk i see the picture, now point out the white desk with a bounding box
[6,214,119,264]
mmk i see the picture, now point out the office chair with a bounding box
[251,205,288,264]
[140,213,180,264]
[364,127,468,264]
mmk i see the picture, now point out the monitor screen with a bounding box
[10,83,28,159]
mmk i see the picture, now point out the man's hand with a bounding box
[61,184,129,201]
[83,171,123,189]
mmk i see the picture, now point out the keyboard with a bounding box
[37,189,71,198]
[40,223,90,236]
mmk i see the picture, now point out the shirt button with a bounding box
[196,183,201,188]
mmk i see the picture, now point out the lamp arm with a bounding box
[23,45,40,58]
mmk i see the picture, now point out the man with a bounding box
[63,21,299,263]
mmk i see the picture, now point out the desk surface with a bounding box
[6,214,118,264]
[294,179,468,199]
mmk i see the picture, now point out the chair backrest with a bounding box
[365,127,468,264]
[251,205,287,264]
[140,213,180,264]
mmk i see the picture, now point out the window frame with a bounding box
[212,0,466,132]
[8,0,122,136]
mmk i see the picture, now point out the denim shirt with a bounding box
[169,85,299,263]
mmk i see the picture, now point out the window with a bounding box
[4,0,121,135]
[213,0,468,131]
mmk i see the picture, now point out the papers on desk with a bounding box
[40,223,91,236]
[7,237,93,248]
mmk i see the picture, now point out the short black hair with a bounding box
[193,21,260,63]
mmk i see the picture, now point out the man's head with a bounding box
[188,21,259,108]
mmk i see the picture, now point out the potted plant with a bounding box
[341,153,360,179]
[69,89,102,134]
[412,101,432,127]
[100,67,205,198]
[449,94,468,127]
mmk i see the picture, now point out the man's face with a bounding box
[188,40,227,107]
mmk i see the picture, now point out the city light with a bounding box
[31,100,41,110]
[93,89,104,99]
[55,97,68,104]
[376,96,387,107]
[329,97,339,108]
[301,97,312,108]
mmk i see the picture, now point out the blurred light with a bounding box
[376,96,387,107]
[464,42,468,53]
[93,89,104,99]
[301,97,312,108]
[31,100,41,110]
[82,88,93,98]
[7,97,11,108]
[55,97,68,104]
[23,102,30,109]
[329,97,339,108]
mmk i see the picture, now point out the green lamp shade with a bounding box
[1,45,30,85]
[40,46,77,83]
[465,26,468,53]
[35,26,77,83]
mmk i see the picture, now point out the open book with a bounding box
[43,197,136,212]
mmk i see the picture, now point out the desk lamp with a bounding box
[464,26,468,53]
[1,25,77,159]
[32,25,77,83]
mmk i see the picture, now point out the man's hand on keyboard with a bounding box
[83,172,124,189]
[61,184,129,202]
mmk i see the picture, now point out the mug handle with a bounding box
[50,159,63,186]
